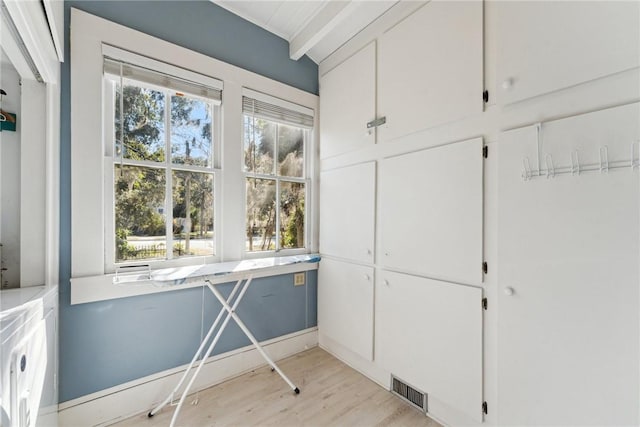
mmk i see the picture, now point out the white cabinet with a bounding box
[497,104,640,425]
[376,270,483,422]
[319,162,375,263]
[379,138,484,285]
[318,258,374,361]
[377,0,483,142]
[319,42,376,159]
[495,1,640,105]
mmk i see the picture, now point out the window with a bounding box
[103,51,222,265]
[242,91,313,253]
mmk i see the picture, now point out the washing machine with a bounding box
[1,289,50,427]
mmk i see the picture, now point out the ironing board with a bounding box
[139,254,321,426]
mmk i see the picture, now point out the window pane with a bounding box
[277,124,304,177]
[171,95,213,167]
[246,178,276,251]
[172,171,215,257]
[243,116,275,175]
[115,165,167,262]
[115,80,166,162]
[280,181,305,249]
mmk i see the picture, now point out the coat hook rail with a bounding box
[521,143,639,181]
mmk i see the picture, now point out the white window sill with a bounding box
[70,254,321,305]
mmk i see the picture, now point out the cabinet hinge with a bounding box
[482,401,488,415]
[482,297,487,310]
[483,90,489,103]
[483,145,488,159]
[482,261,488,274]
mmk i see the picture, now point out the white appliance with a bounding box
[1,286,57,427]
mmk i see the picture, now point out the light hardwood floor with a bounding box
[112,347,441,427]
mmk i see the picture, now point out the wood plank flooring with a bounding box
[112,347,441,427]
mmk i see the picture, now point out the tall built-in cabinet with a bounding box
[319,0,486,424]
[318,1,639,426]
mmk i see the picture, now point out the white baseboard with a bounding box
[319,332,479,427]
[318,332,389,389]
[58,328,318,427]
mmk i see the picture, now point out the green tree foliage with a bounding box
[244,117,305,251]
[114,82,213,261]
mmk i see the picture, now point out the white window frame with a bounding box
[242,89,313,257]
[102,71,223,271]
[69,9,318,303]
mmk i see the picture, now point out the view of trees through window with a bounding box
[112,79,215,262]
[244,116,306,252]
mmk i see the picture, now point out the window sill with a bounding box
[70,254,321,305]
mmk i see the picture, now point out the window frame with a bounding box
[70,9,319,303]
[102,56,223,272]
[242,91,313,258]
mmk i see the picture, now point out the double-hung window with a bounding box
[103,47,222,267]
[242,90,314,253]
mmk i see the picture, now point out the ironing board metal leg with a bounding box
[148,278,244,418]
[168,277,254,427]
[207,281,299,392]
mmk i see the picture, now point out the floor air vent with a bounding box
[391,376,427,412]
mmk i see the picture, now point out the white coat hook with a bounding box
[599,146,609,174]
[535,123,542,173]
[522,157,532,181]
[631,141,639,170]
[545,154,555,178]
[570,150,580,176]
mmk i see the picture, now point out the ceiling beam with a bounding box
[289,1,359,61]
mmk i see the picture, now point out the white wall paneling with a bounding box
[497,103,640,425]
[20,81,47,287]
[496,1,640,105]
[318,258,374,361]
[317,1,640,426]
[379,138,483,285]
[376,270,483,422]
[377,0,483,143]
[319,162,375,263]
[319,42,376,159]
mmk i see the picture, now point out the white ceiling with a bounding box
[214,0,398,64]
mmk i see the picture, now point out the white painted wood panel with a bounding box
[376,270,483,422]
[318,258,374,361]
[496,1,640,105]
[319,42,376,159]
[498,104,640,425]
[377,0,483,143]
[379,138,483,285]
[319,162,375,263]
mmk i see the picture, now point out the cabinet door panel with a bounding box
[376,270,483,422]
[379,138,483,285]
[318,258,374,361]
[320,162,375,263]
[496,1,640,105]
[498,104,640,425]
[378,1,483,142]
[320,42,376,159]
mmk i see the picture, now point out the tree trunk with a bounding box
[184,175,191,254]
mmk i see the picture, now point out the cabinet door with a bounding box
[379,138,483,285]
[495,1,640,105]
[497,104,640,425]
[319,42,376,159]
[318,258,374,361]
[378,1,483,142]
[320,162,375,263]
[376,270,483,422]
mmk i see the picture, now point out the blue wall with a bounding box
[60,1,318,402]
